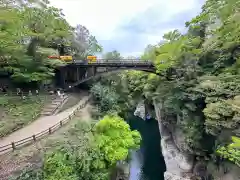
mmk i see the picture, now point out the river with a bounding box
[127,114,166,180]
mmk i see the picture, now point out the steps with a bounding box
[41,95,68,116]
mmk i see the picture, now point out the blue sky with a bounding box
[50,0,205,57]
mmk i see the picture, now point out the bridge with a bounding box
[55,59,156,90]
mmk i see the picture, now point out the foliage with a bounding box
[0,0,102,86]
[103,50,122,60]
[93,115,141,164]
[71,24,102,59]
[13,117,141,180]
[135,0,240,167]
[43,152,78,180]
[9,167,44,180]
[90,82,120,112]
[216,136,240,167]
[90,0,240,169]
[42,116,140,180]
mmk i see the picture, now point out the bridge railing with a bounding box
[73,59,153,65]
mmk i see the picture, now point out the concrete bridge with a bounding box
[55,59,156,90]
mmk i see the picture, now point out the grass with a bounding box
[0,95,48,138]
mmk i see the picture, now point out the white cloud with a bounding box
[49,0,204,56]
[50,0,156,39]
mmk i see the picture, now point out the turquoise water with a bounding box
[127,114,166,180]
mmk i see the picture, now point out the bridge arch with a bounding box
[64,67,157,90]
[55,60,157,90]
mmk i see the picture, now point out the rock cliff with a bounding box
[134,101,194,180]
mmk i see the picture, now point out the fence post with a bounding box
[69,115,71,119]
[60,121,63,126]
[48,128,52,134]
[11,142,16,150]
[32,135,36,141]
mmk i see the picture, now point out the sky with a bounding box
[50,0,205,57]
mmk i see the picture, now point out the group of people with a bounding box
[0,86,8,93]
[0,86,66,99]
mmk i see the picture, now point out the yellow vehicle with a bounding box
[59,56,73,61]
[87,56,97,64]
[48,55,73,63]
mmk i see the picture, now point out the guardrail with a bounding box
[74,60,153,65]
[0,96,91,154]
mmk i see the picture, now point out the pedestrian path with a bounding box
[0,95,89,149]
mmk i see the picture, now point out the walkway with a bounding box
[0,95,90,149]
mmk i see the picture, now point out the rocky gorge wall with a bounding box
[134,101,194,180]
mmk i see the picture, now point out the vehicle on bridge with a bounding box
[48,55,98,64]
[87,55,97,63]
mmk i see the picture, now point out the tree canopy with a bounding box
[11,116,141,180]
[90,0,240,173]
[0,0,102,85]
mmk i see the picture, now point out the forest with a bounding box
[90,0,240,178]
[0,0,102,85]
[1,0,240,179]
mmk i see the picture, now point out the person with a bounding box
[57,89,61,97]
[2,86,7,93]
[146,113,151,121]
[16,88,21,95]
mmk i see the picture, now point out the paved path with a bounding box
[0,95,89,149]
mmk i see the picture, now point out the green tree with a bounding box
[71,24,102,59]
[15,118,141,180]
[217,136,240,167]
[93,115,141,165]
[103,50,122,60]
[90,0,240,169]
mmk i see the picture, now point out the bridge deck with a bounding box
[69,60,154,67]
[56,60,156,89]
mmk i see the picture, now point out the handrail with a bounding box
[77,61,152,64]
[72,60,153,65]
[49,95,68,115]
[0,96,91,154]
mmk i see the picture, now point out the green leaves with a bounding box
[44,152,78,180]
[133,0,240,161]
[229,136,240,148]
[90,82,120,113]
[216,136,240,166]
[0,1,102,85]
[12,117,140,180]
[93,115,141,165]
[103,50,122,60]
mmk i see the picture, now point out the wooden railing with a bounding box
[0,96,91,154]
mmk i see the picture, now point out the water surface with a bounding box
[128,115,166,180]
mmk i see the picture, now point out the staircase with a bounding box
[41,95,68,116]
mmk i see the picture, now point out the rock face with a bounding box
[134,101,194,180]
[134,101,145,120]
[153,100,194,180]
